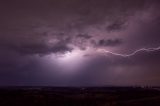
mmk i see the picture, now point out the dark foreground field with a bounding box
[0,87,160,106]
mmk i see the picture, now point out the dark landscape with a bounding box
[0,87,160,106]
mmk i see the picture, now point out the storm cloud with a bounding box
[98,39,122,47]
[0,0,160,86]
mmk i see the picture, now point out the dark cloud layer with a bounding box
[76,34,92,39]
[98,39,122,47]
[0,0,160,86]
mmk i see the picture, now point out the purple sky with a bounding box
[0,0,160,86]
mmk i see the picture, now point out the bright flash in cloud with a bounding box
[49,47,92,75]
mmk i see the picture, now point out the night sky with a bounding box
[0,0,160,86]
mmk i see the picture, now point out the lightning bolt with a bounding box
[97,46,160,57]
